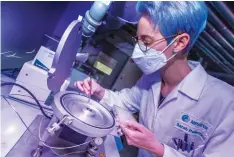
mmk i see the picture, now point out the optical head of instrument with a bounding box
[47,1,112,93]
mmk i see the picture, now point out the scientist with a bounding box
[75,1,234,157]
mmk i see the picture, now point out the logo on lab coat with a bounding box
[181,113,210,131]
[177,112,213,140]
[181,114,190,123]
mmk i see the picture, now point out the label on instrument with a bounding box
[93,61,113,75]
[93,51,117,75]
[32,46,55,71]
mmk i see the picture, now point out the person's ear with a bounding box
[173,33,190,53]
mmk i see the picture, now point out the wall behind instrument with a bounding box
[1,2,68,69]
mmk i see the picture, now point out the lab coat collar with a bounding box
[151,72,180,108]
[151,61,207,108]
[178,61,208,101]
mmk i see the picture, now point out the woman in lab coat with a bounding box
[75,1,234,157]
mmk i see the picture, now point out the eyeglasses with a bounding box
[132,33,180,53]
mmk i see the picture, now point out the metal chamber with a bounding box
[61,93,114,129]
[52,91,115,137]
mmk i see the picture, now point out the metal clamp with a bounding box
[115,117,123,136]
[47,115,74,135]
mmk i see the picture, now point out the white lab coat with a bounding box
[100,61,234,157]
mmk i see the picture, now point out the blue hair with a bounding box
[136,1,208,52]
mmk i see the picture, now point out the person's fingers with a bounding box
[121,127,132,137]
[120,123,134,132]
[90,88,95,95]
[74,78,102,96]
[74,81,80,89]
[83,86,90,95]
[121,124,138,137]
[83,79,91,91]
[89,78,100,95]
[74,81,84,92]
[90,79,95,95]
[74,81,78,87]
[119,122,125,129]
[122,121,145,132]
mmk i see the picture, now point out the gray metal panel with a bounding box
[112,59,142,91]
[47,20,82,93]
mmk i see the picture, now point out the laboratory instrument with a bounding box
[6,2,139,157]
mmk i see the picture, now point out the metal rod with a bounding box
[206,22,234,56]
[209,2,234,29]
[45,34,60,43]
[207,7,234,45]
[197,37,234,70]
[88,72,92,102]
[202,31,234,65]
[195,41,233,74]
[196,41,233,74]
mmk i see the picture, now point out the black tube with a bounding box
[1,82,52,119]
[194,45,219,64]
[209,2,234,29]
[195,41,233,74]
[195,42,219,63]
[198,36,234,71]
[206,22,234,56]
[201,31,234,65]
[207,7,234,45]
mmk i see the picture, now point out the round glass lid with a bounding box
[61,93,115,129]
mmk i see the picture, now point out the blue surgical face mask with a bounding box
[131,37,179,75]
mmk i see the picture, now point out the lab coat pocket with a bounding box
[167,133,205,157]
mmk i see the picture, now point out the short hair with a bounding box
[136,1,208,52]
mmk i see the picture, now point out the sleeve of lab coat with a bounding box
[99,77,144,113]
[163,101,234,157]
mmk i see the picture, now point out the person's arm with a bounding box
[75,76,144,113]
[99,78,144,113]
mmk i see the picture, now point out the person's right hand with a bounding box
[74,78,105,100]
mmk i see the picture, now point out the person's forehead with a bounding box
[137,16,161,38]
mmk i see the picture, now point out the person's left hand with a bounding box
[120,121,164,157]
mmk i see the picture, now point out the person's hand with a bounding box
[120,121,164,157]
[74,78,105,100]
